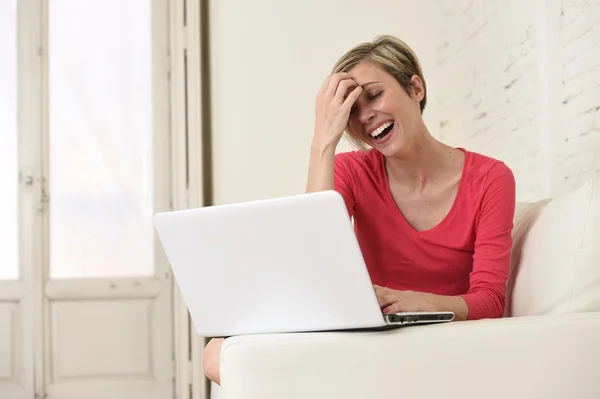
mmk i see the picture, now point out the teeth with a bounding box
[370,121,393,137]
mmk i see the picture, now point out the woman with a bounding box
[203,35,516,385]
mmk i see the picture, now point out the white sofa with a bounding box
[214,178,600,399]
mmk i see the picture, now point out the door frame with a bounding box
[170,0,209,398]
[17,0,44,397]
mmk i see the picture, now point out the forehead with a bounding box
[347,61,391,85]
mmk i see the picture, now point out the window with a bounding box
[48,0,154,278]
[0,0,19,280]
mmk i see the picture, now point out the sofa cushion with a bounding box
[508,178,600,317]
[504,199,551,316]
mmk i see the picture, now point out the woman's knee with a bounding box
[203,338,224,385]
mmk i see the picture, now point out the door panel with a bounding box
[0,304,17,379]
[49,298,153,379]
[44,282,173,399]
[0,302,23,398]
[44,277,173,399]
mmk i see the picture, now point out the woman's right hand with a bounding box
[313,72,363,150]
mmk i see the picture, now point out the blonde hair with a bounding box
[332,35,427,148]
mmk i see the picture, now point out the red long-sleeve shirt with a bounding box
[333,148,516,320]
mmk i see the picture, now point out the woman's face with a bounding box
[345,61,425,157]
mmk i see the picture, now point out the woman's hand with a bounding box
[313,72,362,150]
[373,285,469,320]
[374,285,437,314]
[306,73,360,193]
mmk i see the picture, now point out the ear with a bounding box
[409,75,425,103]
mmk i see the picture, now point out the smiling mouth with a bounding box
[370,121,394,141]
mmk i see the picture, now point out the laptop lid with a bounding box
[153,190,386,336]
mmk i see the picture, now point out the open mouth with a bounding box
[370,121,394,141]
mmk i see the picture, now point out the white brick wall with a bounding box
[555,0,600,193]
[432,0,600,201]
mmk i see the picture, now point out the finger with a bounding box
[318,75,334,95]
[340,86,363,112]
[334,78,358,103]
[324,72,352,96]
[374,286,395,308]
[383,303,401,314]
[373,285,386,297]
[373,286,386,308]
[378,294,396,308]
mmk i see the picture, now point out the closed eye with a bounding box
[368,91,382,101]
[350,90,382,115]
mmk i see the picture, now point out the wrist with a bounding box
[419,292,440,312]
[428,293,469,321]
[310,137,337,157]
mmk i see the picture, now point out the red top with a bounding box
[334,148,516,320]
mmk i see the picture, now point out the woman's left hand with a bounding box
[373,285,437,314]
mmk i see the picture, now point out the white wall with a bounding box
[209,0,600,205]
[208,0,438,204]
[432,0,600,201]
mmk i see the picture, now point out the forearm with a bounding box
[460,291,505,320]
[377,287,470,321]
[427,294,469,321]
[306,141,336,193]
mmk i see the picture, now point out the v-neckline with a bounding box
[379,148,469,235]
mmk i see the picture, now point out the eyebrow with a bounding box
[360,81,380,88]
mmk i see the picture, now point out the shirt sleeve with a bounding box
[333,152,356,218]
[461,162,516,320]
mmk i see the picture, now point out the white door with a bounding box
[0,2,35,398]
[39,0,174,398]
[2,1,174,398]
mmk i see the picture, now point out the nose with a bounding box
[358,105,375,125]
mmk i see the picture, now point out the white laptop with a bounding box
[153,190,454,337]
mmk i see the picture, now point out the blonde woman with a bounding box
[203,35,516,385]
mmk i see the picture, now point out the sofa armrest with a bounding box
[218,313,600,399]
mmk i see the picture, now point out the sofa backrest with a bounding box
[505,178,600,317]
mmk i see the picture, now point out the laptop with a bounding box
[153,190,454,337]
